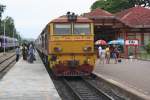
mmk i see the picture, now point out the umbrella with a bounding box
[117,39,124,45]
[108,40,117,44]
[108,39,124,45]
[95,40,107,45]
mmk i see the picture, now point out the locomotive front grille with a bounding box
[67,60,79,68]
[63,71,86,76]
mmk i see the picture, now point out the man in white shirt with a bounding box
[98,46,102,63]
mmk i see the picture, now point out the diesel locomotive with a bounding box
[35,12,96,76]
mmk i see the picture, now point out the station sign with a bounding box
[125,39,139,46]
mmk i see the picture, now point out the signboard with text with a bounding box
[125,39,139,46]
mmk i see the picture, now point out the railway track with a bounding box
[0,53,16,79]
[0,53,15,64]
[0,49,15,59]
[62,77,114,100]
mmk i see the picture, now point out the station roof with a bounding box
[50,16,92,23]
[116,6,150,28]
[84,8,113,18]
[83,8,130,29]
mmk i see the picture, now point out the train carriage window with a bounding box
[54,24,71,35]
[74,24,90,35]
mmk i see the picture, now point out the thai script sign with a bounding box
[125,39,139,46]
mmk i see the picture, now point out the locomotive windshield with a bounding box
[54,24,71,35]
[74,24,90,35]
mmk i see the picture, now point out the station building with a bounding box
[84,6,150,58]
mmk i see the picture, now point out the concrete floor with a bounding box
[0,52,61,100]
[94,59,150,97]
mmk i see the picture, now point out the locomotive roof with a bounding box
[50,16,93,23]
[0,35,17,39]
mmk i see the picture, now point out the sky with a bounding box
[1,0,96,39]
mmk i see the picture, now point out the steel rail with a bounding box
[0,55,16,79]
[82,78,114,100]
[63,77,114,100]
[0,53,15,64]
[63,78,82,100]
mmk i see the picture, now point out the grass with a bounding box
[137,53,150,60]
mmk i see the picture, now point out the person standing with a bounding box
[16,46,20,62]
[22,44,28,60]
[101,49,106,64]
[28,44,35,63]
[98,46,102,63]
[112,47,118,64]
[105,46,110,64]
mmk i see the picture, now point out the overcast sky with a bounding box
[1,0,96,39]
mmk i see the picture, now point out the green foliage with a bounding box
[0,4,6,18]
[91,0,107,10]
[0,16,21,40]
[135,0,150,7]
[0,4,22,42]
[145,41,150,54]
[91,0,150,13]
[91,0,133,13]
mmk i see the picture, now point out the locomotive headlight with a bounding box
[87,58,90,62]
[84,58,90,64]
[54,47,62,52]
[83,46,92,52]
[56,59,60,64]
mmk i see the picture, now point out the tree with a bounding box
[0,4,5,21]
[135,0,150,7]
[145,41,150,54]
[0,4,6,33]
[0,16,15,36]
[91,0,150,13]
[0,4,22,41]
[0,16,21,40]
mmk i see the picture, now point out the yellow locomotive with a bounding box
[36,12,96,76]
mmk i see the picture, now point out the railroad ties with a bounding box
[0,52,16,79]
[62,77,114,100]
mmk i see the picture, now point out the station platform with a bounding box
[0,52,61,100]
[0,53,3,56]
[94,59,150,99]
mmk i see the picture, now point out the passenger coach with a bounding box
[36,12,96,76]
[0,35,19,51]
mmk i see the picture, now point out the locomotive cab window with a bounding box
[54,24,71,35]
[74,24,91,35]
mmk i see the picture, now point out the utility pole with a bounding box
[0,4,6,32]
[3,19,6,54]
[0,4,6,55]
[13,27,15,49]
